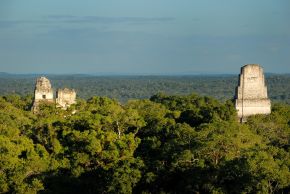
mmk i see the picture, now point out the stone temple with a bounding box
[56,88,77,109]
[234,64,271,122]
[32,77,76,112]
[32,77,54,112]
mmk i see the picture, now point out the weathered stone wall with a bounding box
[56,88,76,109]
[34,77,54,101]
[32,77,54,111]
[235,64,271,120]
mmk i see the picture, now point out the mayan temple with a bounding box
[32,77,76,112]
[56,88,77,109]
[235,64,271,122]
[32,77,54,112]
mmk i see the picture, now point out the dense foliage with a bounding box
[0,74,290,104]
[0,93,289,193]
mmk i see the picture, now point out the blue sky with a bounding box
[0,0,289,74]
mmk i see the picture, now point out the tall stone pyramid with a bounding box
[32,77,54,112]
[235,64,271,121]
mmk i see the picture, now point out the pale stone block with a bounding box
[56,88,76,109]
[234,64,271,121]
[32,77,54,112]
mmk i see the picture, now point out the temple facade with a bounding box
[32,77,76,112]
[32,77,54,112]
[56,88,77,109]
[234,64,271,122]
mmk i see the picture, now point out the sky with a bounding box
[0,0,290,74]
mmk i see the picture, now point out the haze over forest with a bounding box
[0,74,290,105]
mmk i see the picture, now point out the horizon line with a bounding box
[1,71,289,76]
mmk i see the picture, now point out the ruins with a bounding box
[234,64,271,122]
[32,77,76,112]
[32,77,54,112]
[56,88,77,109]
[32,67,271,119]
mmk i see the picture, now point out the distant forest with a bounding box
[0,73,290,104]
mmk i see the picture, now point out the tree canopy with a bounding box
[0,94,289,193]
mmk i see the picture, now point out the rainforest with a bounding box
[0,93,289,193]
